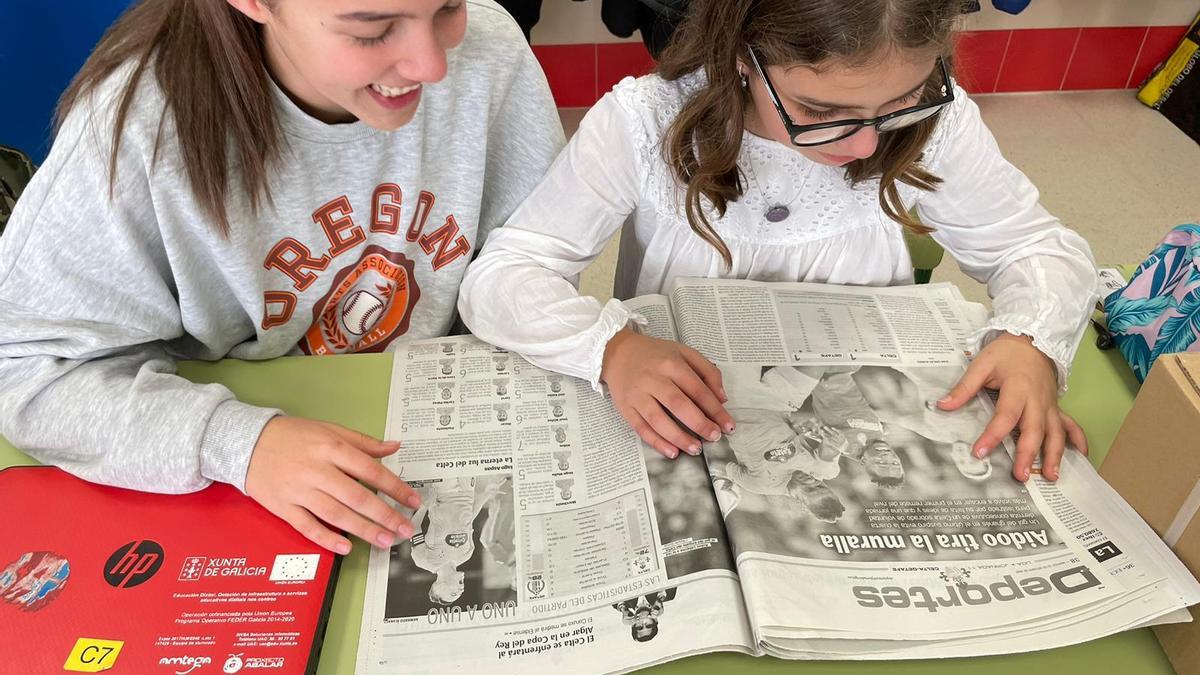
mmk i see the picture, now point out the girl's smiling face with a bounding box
[227,0,467,129]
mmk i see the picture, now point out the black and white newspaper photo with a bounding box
[711,364,1062,563]
[383,474,517,619]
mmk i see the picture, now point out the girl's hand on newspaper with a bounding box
[245,417,421,554]
[601,329,735,458]
[936,333,1088,482]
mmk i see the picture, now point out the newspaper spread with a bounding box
[357,278,1200,674]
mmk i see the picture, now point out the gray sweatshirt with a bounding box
[0,0,564,494]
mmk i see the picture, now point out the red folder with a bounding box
[0,466,338,674]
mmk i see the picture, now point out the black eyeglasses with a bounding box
[746,47,955,147]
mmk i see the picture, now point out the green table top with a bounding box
[0,302,1174,674]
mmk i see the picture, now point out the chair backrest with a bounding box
[902,212,945,284]
[0,146,36,235]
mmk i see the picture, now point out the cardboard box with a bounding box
[1101,353,1200,675]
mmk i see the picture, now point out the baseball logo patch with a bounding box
[301,246,420,355]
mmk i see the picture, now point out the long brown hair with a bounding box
[658,0,961,267]
[57,0,279,235]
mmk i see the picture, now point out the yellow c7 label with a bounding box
[63,638,124,672]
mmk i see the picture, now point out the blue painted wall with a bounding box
[0,2,132,164]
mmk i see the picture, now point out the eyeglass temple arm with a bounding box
[746,47,793,127]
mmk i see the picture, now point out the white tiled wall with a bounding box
[531,0,636,44]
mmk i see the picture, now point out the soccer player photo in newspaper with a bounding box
[610,587,679,643]
[708,364,1064,562]
[384,474,517,617]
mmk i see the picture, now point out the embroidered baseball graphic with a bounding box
[341,290,386,336]
[301,246,421,355]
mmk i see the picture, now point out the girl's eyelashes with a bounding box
[797,89,924,121]
[352,24,395,47]
[801,106,839,121]
[349,3,459,47]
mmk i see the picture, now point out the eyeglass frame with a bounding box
[745,47,955,148]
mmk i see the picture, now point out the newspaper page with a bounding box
[357,334,755,674]
[670,277,1200,659]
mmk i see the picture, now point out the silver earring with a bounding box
[740,71,748,88]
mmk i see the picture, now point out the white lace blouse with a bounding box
[458,72,1098,390]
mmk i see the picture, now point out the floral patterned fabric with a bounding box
[1104,224,1200,382]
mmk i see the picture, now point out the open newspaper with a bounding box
[357,278,1200,674]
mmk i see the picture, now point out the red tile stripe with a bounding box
[1063,27,1148,90]
[533,24,1192,106]
[1129,25,1194,89]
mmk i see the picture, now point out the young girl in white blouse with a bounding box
[460,0,1098,483]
